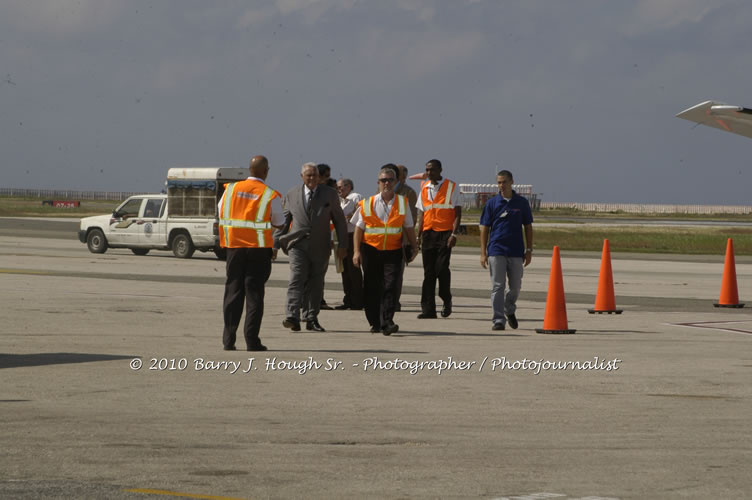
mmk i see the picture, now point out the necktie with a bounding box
[307,189,313,217]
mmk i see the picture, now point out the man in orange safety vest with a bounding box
[218,155,285,351]
[415,159,462,319]
[352,164,418,335]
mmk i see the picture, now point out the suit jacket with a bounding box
[274,184,348,261]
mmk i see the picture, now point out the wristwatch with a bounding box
[525,248,533,253]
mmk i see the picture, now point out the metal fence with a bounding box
[540,202,752,215]
[0,187,149,201]
[4,186,750,215]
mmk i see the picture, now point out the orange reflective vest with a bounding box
[219,179,280,248]
[420,179,456,232]
[361,194,407,251]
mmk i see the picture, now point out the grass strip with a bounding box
[455,225,752,255]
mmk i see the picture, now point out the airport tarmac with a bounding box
[1,218,751,499]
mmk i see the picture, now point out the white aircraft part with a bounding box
[676,100,752,140]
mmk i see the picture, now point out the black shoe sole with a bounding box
[282,319,301,331]
[382,324,399,336]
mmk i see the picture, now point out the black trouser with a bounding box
[361,243,403,329]
[340,232,364,308]
[420,230,453,314]
[223,247,272,349]
[394,243,414,308]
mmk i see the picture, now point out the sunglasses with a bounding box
[378,178,396,183]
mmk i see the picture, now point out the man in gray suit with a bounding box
[275,162,348,332]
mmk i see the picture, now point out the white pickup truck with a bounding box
[78,167,247,259]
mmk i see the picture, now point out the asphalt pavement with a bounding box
[1,218,751,499]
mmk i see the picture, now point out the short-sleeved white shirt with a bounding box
[350,193,414,229]
[415,178,461,212]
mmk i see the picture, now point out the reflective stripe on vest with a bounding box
[421,180,455,210]
[221,182,236,247]
[362,195,406,250]
[421,179,455,232]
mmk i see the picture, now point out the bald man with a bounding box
[218,155,284,351]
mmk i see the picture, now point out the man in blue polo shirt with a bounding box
[479,170,534,331]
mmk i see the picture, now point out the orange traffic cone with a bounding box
[536,246,576,334]
[588,239,623,314]
[714,238,744,308]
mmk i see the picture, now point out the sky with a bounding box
[2,0,752,204]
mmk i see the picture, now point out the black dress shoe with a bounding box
[334,304,350,310]
[223,345,236,351]
[441,303,452,318]
[283,317,301,331]
[417,312,437,319]
[370,325,380,333]
[247,343,267,351]
[319,302,334,310]
[506,314,518,329]
[306,319,326,332]
[381,321,399,336]
[492,322,505,331]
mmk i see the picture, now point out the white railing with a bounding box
[540,202,752,215]
[459,183,533,196]
[0,187,149,201]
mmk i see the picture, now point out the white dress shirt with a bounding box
[340,191,363,233]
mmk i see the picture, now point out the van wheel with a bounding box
[131,248,150,256]
[214,246,227,261]
[87,229,108,254]
[172,233,195,258]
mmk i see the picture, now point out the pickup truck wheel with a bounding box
[87,229,108,254]
[131,248,150,256]
[172,233,195,259]
[214,246,227,261]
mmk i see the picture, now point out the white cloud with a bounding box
[2,0,125,36]
[274,0,357,24]
[354,29,484,84]
[623,0,718,34]
[236,6,277,29]
[154,59,213,91]
[395,0,435,23]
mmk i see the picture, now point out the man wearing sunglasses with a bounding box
[351,165,418,335]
